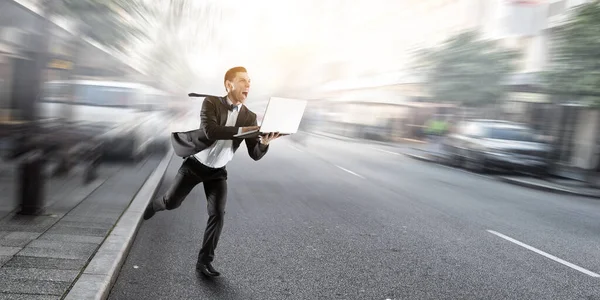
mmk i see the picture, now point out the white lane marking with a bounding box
[289,145,304,152]
[335,165,365,179]
[371,147,401,155]
[487,230,600,278]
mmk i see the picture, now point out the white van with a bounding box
[39,80,171,159]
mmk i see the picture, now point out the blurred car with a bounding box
[442,120,552,174]
[39,80,172,160]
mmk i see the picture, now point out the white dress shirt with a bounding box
[194,98,243,168]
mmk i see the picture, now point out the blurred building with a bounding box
[310,0,484,142]
[484,0,598,173]
[0,0,157,122]
[309,0,599,174]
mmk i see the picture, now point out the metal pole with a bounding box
[17,0,56,215]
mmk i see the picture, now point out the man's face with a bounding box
[226,72,251,104]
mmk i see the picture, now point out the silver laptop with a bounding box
[234,97,308,138]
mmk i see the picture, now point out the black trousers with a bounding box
[153,156,228,264]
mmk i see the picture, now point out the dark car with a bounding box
[442,120,552,174]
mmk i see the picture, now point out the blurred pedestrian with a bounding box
[425,115,448,153]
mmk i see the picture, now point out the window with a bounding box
[485,127,534,141]
[41,82,70,102]
[74,85,136,107]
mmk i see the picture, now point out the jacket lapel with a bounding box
[235,105,249,127]
[218,96,229,126]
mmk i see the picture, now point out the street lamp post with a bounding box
[17,0,57,215]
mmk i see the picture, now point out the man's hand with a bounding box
[241,126,260,133]
[259,132,281,145]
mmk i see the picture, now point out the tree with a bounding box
[417,31,519,107]
[544,0,600,107]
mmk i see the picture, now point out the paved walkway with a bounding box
[0,160,102,220]
[0,155,163,299]
[0,113,190,299]
[0,161,18,220]
[497,176,600,199]
[400,147,600,199]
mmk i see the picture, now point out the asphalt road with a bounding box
[108,133,600,300]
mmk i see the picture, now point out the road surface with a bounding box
[108,134,600,300]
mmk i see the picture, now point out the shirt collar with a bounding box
[226,96,243,111]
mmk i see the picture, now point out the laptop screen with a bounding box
[259,97,307,134]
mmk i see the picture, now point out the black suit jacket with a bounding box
[171,96,269,160]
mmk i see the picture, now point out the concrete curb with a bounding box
[64,149,174,300]
[403,151,600,198]
[403,153,437,163]
[496,176,600,199]
[402,138,427,144]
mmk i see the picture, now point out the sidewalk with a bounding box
[0,152,171,299]
[0,160,100,220]
[496,176,600,199]
[401,147,600,199]
[0,163,119,299]
[0,161,18,220]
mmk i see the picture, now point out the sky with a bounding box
[120,0,490,95]
[15,0,554,94]
[14,0,470,95]
[165,0,416,95]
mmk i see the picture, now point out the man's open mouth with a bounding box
[242,92,248,97]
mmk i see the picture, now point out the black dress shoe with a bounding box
[143,203,155,220]
[197,263,220,277]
